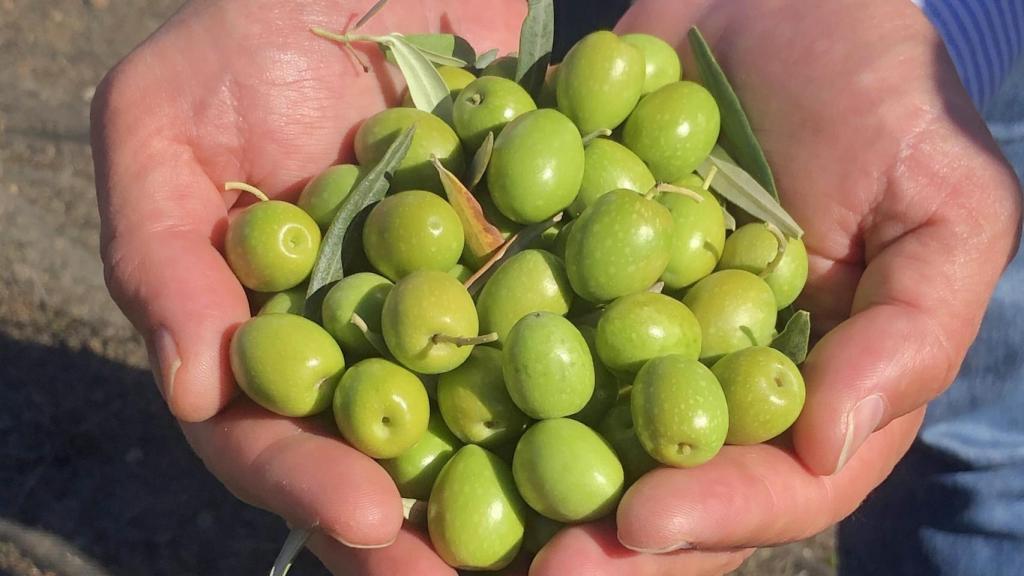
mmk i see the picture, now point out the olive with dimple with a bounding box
[437,346,531,447]
[711,346,806,445]
[354,107,465,194]
[225,200,321,293]
[362,190,464,281]
[453,76,537,153]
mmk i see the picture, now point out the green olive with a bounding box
[381,270,481,374]
[717,223,809,309]
[596,292,702,374]
[682,270,777,363]
[297,164,364,230]
[569,325,619,427]
[321,272,393,359]
[570,138,656,218]
[437,346,531,447]
[230,314,345,417]
[362,190,465,281]
[620,33,682,95]
[225,200,321,293]
[256,283,307,316]
[476,249,573,345]
[354,107,465,195]
[711,346,806,445]
[658,174,726,289]
[622,81,721,182]
[565,189,674,303]
[480,55,518,79]
[557,31,645,134]
[487,109,585,224]
[453,76,537,153]
[379,410,461,500]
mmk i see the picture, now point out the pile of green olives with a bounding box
[224,30,809,572]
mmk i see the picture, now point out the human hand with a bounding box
[91,1,523,573]
[528,1,1021,573]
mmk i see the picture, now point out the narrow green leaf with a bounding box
[475,48,500,70]
[465,212,563,296]
[771,310,811,365]
[697,146,803,238]
[384,34,476,68]
[515,0,554,97]
[466,131,494,191]
[353,0,390,30]
[268,527,310,576]
[385,35,454,121]
[721,204,737,231]
[688,26,778,200]
[304,126,416,315]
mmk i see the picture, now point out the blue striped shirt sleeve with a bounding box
[914,0,1024,109]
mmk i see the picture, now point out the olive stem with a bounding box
[310,28,377,71]
[761,223,789,277]
[350,313,393,358]
[431,332,499,347]
[702,165,719,191]
[653,183,704,202]
[224,181,269,202]
[466,92,483,106]
[402,498,428,527]
[581,128,613,146]
[269,526,312,576]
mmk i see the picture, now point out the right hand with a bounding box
[92,1,523,573]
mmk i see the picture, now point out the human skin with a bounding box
[93,0,1020,575]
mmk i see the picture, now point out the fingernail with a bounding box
[834,394,886,474]
[148,328,180,402]
[620,540,693,554]
[327,530,397,550]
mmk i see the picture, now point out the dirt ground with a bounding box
[0,1,842,575]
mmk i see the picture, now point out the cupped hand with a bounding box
[529,1,1021,573]
[91,0,522,573]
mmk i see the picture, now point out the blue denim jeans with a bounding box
[838,59,1024,575]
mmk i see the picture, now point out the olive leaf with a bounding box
[268,527,310,576]
[771,310,811,365]
[721,204,737,231]
[466,131,494,191]
[465,212,564,296]
[475,48,500,70]
[697,146,803,238]
[515,0,554,97]
[688,26,779,200]
[304,126,416,316]
[383,33,476,68]
[432,155,505,264]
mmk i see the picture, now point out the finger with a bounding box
[530,519,751,576]
[181,400,404,548]
[307,527,456,576]
[616,409,924,553]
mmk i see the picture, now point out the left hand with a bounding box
[529,1,1022,574]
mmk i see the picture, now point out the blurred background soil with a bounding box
[7,0,1018,575]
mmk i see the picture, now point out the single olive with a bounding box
[225,200,321,293]
[503,312,595,419]
[298,164,364,230]
[536,65,560,109]
[402,65,477,106]
[362,190,465,281]
[476,249,573,345]
[379,410,461,500]
[437,346,531,447]
[333,358,429,459]
[448,263,474,283]
[487,109,585,224]
[717,223,809,309]
[354,107,465,194]
[381,270,481,374]
[480,55,518,79]
[230,314,345,417]
[321,272,393,359]
[549,218,575,260]
[659,174,726,289]
[622,81,721,182]
[597,398,658,485]
[257,283,307,316]
[569,325,619,427]
[596,292,702,374]
[620,33,682,95]
[570,138,656,217]
[711,346,806,445]
[557,31,645,134]
[565,189,674,303]
[682,270,778,363]
[631,355,728,467]
[453,76,537,153]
